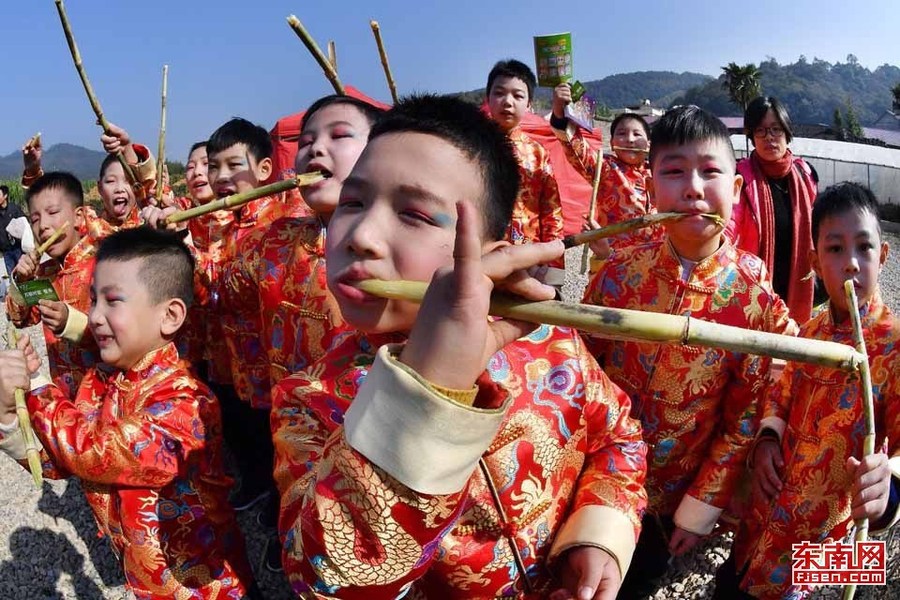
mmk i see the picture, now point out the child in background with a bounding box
[207,118,297,512]
[7,172,100,399]
[552,84,658,259]
[716,182,900,599]
[583,105,796,598]
[272,94,646,599]
[485,59,565,277]
[0,227,258,599]
[220,95,383,571]
[97,124,157,228]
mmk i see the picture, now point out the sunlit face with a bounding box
[27,189,84,259]
[811,208,888,323]
[487,75,531,133]
[89,258,170,370]
[326,132,487,334]
[207,143,272,198]
[185,146,214,205]
[649,139,742,261]
[98,161,137,225]
[295,103,373,218]
[612,118,649,166]
[751,109,789,162]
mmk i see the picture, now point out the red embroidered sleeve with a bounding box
[27,373,208,487]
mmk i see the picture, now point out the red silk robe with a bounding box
[584,239,795,534]
[220,216,348,389]
[734,293,900,599]
[507,128,565,249]
[272,326,647,598]
[1,343,255,599]
[218,192,297,407]
[6,235,100,399]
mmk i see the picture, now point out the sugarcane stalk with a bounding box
[26,132,41,150]
[370,20,399,104]
[156,65,169,200]
[580,148,605,273]
[842,281,875,600]
[356,279,866,371]
[286,15,345,95]
[35,221,70,256]
[566,212,724,249]
[7,326,42,488]
[611,146,650,154]
[328,40,337,71]
[53,0,141,195]
[165,172,325,224]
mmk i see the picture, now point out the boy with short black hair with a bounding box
[273,94,647,599]
[0,226,258,599]
[583,105,796,597]
[207,117,299,512]
[716,182,900,599]
[7,172,99,399]
[486,59,565,274]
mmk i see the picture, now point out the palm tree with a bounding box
[721,62,762,113]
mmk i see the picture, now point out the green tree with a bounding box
[845,99,864,138]
[893,82,900,111]
[832,107,845,140]
[720,62,762,113]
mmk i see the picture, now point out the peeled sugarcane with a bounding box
[579,148,605,273]
[611,146,650,154]
[356,279,866,372]
[53,0,141,196]
[565,212,724,250]
[286,15,345,95]
[155,65,169,202]
[35,221,70,256]
[842,280,875,600]
[7,325,42,488]
[370,20,399,104]
[328,40,338,71]
[165,171,326,224]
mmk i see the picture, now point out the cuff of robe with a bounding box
[549,504,637,579]
[130,144,157,185]
[758,416,787,441]
[60,306,88,342]
[673,493,723,535]
[0,422,28,461]
[551,119,578,143]
[344,344,507,495]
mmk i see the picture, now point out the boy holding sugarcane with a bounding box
[205,117,299,512]
[715,182,900,599]
[582,105,797,598]
[219,94,383,571]
[0,227,259,599]
[551,86,660,256]
[272,94,647,599]
[6,172,100,399]
[485,60,565,276]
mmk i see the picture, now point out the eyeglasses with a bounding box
[753,126,785,139]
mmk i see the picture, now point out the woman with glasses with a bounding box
[727,96,819,322]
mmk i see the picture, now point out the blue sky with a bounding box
[1,0,897,160]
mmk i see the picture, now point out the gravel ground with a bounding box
[0,236,898,599]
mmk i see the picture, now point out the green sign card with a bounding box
[533,32,573,87]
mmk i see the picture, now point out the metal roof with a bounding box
[730,135,900,168]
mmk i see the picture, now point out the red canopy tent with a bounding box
[268,85,390,182]
[518,111,604,236]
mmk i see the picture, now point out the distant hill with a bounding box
[454,58,899,126]
[672,57,900,125]
[0,143,105,181]
[454,70,711,112]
